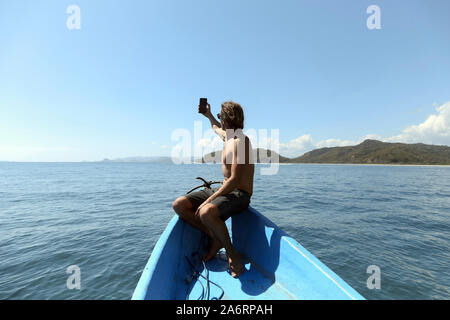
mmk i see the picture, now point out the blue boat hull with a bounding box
[132,207,364,300]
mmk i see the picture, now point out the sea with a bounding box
[1,162,449,300]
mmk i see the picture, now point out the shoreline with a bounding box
[1,161,450,167]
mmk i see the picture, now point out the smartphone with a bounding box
[199,98,207,114]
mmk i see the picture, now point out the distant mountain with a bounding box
[100,140,450,165]
[201,148,290,163]
[290,139,450,165]
[101,156,178,163]
[201,140,450,165]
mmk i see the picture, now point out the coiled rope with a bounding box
[184,177,225,300]
[185,256,225,300]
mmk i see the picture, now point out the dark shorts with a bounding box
[184,187,251,221]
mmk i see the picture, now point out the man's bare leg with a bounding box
[172,196,211,234]
[172,197,223,261]
[198,203,244,278]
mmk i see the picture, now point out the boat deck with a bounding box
[133,207,364,300]
[188,251,296,300]
[184,214,362,300]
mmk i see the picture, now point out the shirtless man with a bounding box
[172,101,254,278]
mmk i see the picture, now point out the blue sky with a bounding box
[1,0,449,161]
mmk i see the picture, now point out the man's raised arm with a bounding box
[200,103,226,141]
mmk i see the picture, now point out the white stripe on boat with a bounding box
[282,237,358,300]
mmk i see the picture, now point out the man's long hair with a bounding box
[220,101,244,130]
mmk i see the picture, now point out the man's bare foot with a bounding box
[227,250,244,278]
[203,239,223,262]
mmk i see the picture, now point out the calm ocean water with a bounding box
[0,162,449,300]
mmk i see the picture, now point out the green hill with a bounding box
[202,140,450,165]
[290,140,450,165]
[201,148,290,163]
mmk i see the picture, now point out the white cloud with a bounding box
[169,102,450,159]
[196,136,223,150]
[383,102,450,145]
[276,101,450,157]
[279,134,314,157]
[362,134,383,141]
[256,136,280,150]
[314,134,383,149]
[315,138,357,148]
[278,136,356,158]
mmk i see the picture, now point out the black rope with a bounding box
[183,177,225,300]
[184,256,225,300]
[186,177,222,194]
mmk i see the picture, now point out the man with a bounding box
[172,101,254,278]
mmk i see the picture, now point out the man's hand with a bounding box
[198,103,212,118]
[195,198,212,217]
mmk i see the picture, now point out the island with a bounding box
[201,140,450,165]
